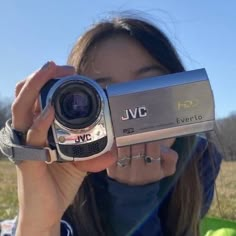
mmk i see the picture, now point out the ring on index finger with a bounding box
[116,156,131,168]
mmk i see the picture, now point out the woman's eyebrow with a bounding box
[134,64,168,76]
[94,64,167,83]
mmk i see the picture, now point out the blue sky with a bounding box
[0,0,235,118]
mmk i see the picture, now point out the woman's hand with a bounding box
[12,62,116,235]
[107,139,178,185]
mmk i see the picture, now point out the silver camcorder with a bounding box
[40,69,215,162]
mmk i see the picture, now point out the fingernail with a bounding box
[41,61,52,70]
[62,65,75,71]
[161,145,169,153]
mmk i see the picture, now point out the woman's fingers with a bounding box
[26,104,55,147]
[107,142,160,185]
[160,146,178,176]
[12,62,75,131]
[15,104,55,170]
[106,140,179,185]
[15,80,25,97]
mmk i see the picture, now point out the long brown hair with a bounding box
[65,16,205,236]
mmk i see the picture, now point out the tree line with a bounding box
[0,99,235,161]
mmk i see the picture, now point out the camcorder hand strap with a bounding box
[0,119,57,164]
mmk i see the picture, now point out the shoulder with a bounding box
[196,135,222,178]
[61,219,74,236]
[0,218,74,236]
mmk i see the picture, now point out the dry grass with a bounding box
[207,161,236,220]
[0,160,17,220]
[0,160,235,221]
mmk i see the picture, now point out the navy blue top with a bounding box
[59,136,222,236]
[0,136,221,236]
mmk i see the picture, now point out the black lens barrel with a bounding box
[53,80,101,129]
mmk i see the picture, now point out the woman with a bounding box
[5,16,222,236]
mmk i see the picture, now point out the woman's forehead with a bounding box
[83,35,165,83]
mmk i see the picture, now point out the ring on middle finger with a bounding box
[131,153,145,160]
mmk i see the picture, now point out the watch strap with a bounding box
[0,119,57,164]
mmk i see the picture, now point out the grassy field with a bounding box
[207,161,236,220]
[0,160,235,221]
[0,160,18,220]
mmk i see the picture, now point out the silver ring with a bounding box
[144,156,161,164]
[116,156,131,168]
[131,153,145,160]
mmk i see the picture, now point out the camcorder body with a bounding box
[40,69,215,162]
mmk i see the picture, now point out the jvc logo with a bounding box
[121,106,147,121]
[75,134,92,143]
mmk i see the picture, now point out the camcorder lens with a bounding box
[53,81,101,129]
[62,92,91,119]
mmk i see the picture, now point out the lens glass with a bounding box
[54,80,101,129]
[62,91,91,119]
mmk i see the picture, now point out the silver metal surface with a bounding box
[107,69,208,96]
[116,121,214,147]
[107,69,215,147]
[43,75,114,161]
